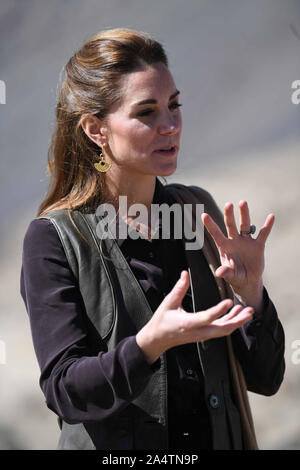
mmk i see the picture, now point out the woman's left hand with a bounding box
[202,201,275,310]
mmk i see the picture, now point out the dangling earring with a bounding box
[94,148,111,173]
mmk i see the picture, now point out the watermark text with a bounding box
[0,340,6,365]
[291,340,300,365]
[291,80,300,104]
[0,80,6,104]
[95,199,205,251]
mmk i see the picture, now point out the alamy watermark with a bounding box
[0,340,6,365]
[291,340,300,365]
[95,198,205,251]
[291,80,300,104]
[0,80,6,104]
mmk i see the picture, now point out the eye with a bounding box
[137,108,154,117]
[136,102,182,118]
[170,102,183,110]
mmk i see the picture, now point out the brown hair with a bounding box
[37,28,168,221]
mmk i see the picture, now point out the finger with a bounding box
[239,200,251,233]
[256,214,275,245]
[224,202,239,238]
[210,307,254,335]
[215,264,235,281]
[162,270,190,310]
[197,307,253,341]
[214,304,253,324]
[201,213,226,247]
[194,298,233,326]
[217,307,254,330]
[212,304,243,323]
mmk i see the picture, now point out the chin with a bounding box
[153,158,178,177]
[158,170,176,178]
[157,164,177,177]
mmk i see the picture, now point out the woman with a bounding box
[20,28,285,450]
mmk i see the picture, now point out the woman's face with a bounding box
[103,62,182,178]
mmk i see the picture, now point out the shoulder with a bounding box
[22,210,91,281]
[163,181,225,231]
[163,181,219,214]
[23,208,78,250]
[22,216,66,260]
[21,214,79,289]
[23,217,57,244]
[164,182,215,203]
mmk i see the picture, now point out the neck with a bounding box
[104,169,157,214]
[104,170,157,240]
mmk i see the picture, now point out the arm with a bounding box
[201,199,285,396]
[231,288,285,395]
[20,218,258,424]
[20,218,158,424]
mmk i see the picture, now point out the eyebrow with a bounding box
[134,90,180,106]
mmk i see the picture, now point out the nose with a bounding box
[158,111,181,135]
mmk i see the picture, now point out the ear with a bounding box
[80,114,108,147]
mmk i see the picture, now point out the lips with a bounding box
[155,145,177,154]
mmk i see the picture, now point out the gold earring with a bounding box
[94,150,111,173]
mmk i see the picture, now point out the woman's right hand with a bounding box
[136,270,254,365]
